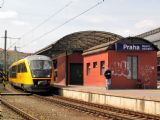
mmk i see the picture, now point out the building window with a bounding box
[93,62,97,68]
[127,56,138,80]
[87,63,90,75]
[100,61,105,75]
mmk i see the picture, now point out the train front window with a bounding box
[29,60,52,78]
[30,60,51,70]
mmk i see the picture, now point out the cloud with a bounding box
[79,14,114,24]
[0,10,18,19]
[135,20,156,29]
[11,20,29,26]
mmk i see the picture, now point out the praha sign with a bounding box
[115,43,153,51]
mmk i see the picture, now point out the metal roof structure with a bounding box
[136,27,160,38]
[35,31,123,58]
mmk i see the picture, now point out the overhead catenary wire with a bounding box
[20,1,72,38]
[7,1,72,50]
[1,36,21,51]
[21,0,104,49]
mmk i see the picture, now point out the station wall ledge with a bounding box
[57,88,160,115]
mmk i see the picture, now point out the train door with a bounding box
[70,63,83,85]
[17,64,22,84]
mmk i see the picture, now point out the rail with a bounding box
[35,95,160,120]
[0,98,38,120]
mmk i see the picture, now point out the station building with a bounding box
[35,31,158,89]
[35,31,122,86]
[83,37,158,89]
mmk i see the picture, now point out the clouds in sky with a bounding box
[11,20,29,26]
[135,20,156,29]
[0,10,17,19]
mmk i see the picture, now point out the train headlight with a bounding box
[47,75,51,77]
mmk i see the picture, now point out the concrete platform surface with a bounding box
[54,85,160,101]
[54,85,160,115]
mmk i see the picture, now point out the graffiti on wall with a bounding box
[110,60,129,78]
[139,65,154,82]
[110,60,154,81]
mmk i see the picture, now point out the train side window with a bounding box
[18,64,22,73]
[17,63,27,73]
[21,63,27,72]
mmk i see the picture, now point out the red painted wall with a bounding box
[83,52,108,86]
[84,50,157,89]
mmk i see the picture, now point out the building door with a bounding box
[70,63,83,85]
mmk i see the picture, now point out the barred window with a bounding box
[127,56,138,80]
[100,61,105,75]
[87,63,90,75]
[93,62,97,68]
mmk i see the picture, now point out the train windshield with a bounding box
[29,60,52,78]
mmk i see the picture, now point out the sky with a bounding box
[0,0,160,53]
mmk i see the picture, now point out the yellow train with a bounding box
[8,55,54,92]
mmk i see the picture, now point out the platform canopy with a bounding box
[35,31,123,58]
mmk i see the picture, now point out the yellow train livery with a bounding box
[9,55,54,92]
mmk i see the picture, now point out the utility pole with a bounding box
[4,30,7,76]
[65,50,68,86]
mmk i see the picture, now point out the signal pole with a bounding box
[4,30,7,76]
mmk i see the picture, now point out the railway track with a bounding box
[4,84,160,120]
[36,95,160,120]
[0,97,38,120]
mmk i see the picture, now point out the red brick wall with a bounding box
[57,56,66,85]
[108,51,157,89]
[83,50,157,89]
[137,51,157,88]
[68,53,83,84]
[56,53,83,85]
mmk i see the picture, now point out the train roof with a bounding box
[25,55,52,61]
[9,55,51,67]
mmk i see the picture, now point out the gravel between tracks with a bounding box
[3,95,107,120]
[0,103,25,120]
[1,84,106,120]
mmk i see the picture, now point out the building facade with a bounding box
[35,31,122,86]
[137,27,160,82]
[83,37,158,89]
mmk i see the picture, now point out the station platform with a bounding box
[53,84,160,116]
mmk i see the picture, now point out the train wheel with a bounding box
[21,84,25,91]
